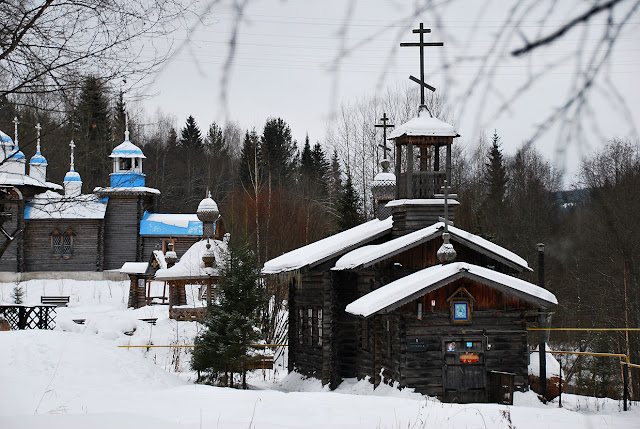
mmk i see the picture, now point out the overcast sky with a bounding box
[143,0,640,185]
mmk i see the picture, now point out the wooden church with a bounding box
[262,25,557,404]
[0,118,219,273]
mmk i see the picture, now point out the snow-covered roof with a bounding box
[8,149,25,160]
[373,172,396,183]
[120,262,149,275]
[388,108,459,140]
[64,170,81,182]
[94,186,160,195]
[333,221,530,272]
[345,262,557,317]
[0,129,13,145]
[386,199,460,207]
[25,191,108,219]
[109,140,146,159]
[140,212,203,236]
[155,238,228,280]
[0,172,59,190]
[262,217,393,274]
[152,250,168,270]
[30,152,47,165]
[197,197,218,213]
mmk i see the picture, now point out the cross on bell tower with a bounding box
[375,113,394,161]
[69,140,76,171]
[400,23,443,106]
[12,116,19,148]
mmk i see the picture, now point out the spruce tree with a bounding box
[239,130,262,190]
[180,115,203,149]
[12,283,24,304]
[336,173,364,231]
[261,118,297,187]
[191,243,265,387]
[205,121,227,156]
[485,130,508,203]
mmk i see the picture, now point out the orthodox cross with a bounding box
[12,116,19,147]
[374,113,394,160]
[400,23,443,105]
[69,140,76,171]
[35,123,42,153]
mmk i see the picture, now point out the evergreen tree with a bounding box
[328,149,342,200]
[336,173,364,231]
[180,115,203,149]
[311,143,329,186]
[205,121,227,156]
[300,134,313,172]
[191,243,265,387]
[260,117,297,187]
[484,130,508,202]
[239,130,262,190]
[113,90,127,143]
[12,283,24,304]
[70,76,112,192]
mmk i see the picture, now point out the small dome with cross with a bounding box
[109,124,146,188]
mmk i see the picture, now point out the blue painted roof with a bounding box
[30,152,48,165]
[9,148,25,160]
[110,140,146,158]
[139,211,204,236]
[64,170,81,182]
[0,130,13,144]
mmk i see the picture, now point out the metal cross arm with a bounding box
[375,113,395,159]
[409,76,436,93]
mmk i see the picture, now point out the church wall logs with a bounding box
[103,197,140,270]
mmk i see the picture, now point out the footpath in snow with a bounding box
[1,279,638,428]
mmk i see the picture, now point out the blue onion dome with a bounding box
[30,151,48,166]
[64,170,81,182]
[10,146,25,160]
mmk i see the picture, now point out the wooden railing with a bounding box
[0,305,56,330]
[397,171,446,198]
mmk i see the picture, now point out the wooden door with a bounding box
[442,337,487,402]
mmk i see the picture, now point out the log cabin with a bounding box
[262,106,557,403]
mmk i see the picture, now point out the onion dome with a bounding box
[30,152,47,166]
[437,232,457,263]
[371,158,396,220]
[197,193,220,222]
[372,159,396,185]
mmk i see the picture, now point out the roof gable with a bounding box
[345,262,557,317]
[333,222,531,272]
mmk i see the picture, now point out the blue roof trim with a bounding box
[64,171,81,182]
[139,211,204,236]
[110,171,145,188]
[30,152,48,165]
[10,150,25,160]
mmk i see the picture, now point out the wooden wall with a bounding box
[103,197,141,270]
[357,279,534,400]
[22,219,101,271]
[0,204,19,272]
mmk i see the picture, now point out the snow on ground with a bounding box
[1,279,639,428]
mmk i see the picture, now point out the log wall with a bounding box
[22,219,102,271]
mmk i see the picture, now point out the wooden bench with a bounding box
[246,356,274,370]
[72,319,86,325]
[139,318,157,325]
[41,296,70,307]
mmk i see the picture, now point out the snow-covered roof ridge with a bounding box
[333,221,530,272]
[388,108,459,139]
[25,191,108,219]
[94,186,160,195]
[155,238,228,280]
[345,262,557,318]
[262,217,393,274]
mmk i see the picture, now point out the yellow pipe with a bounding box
[620,362,640,369]
[117,344,288,349]
[527,328,640,331]
[534,350,630,364]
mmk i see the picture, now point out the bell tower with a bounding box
[109,115,146,188]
